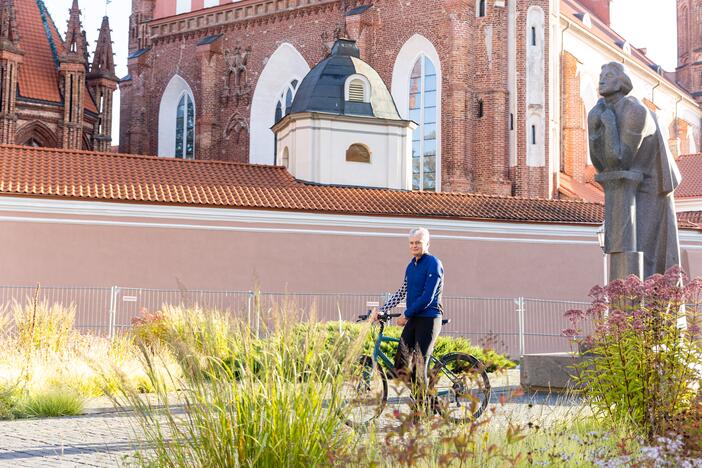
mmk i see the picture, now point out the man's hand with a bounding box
[368,308,380,323]
[396,314,408,327]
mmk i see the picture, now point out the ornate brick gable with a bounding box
[0,0,117,151]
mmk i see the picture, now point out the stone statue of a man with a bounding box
[588,62,681,280]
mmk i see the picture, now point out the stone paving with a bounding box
[0,370,584,467]
[0,411,141,467]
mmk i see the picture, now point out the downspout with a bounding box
[651,80,660,105]
[674,94,683,155]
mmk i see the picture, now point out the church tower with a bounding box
[0,0,22,144]
[128,0,154,54]
[59,0,87,149]
[87,16,118,152]
[677,0,702,104]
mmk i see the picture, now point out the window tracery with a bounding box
[409,55,438,191]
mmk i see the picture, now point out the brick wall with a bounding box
[122,0,557,198]
[561,51,589,183]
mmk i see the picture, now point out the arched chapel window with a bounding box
[175,92,195,159]
[477,0,486,17]
[275,80,299,124]
[281,146,290,168]
[409,55,438,191]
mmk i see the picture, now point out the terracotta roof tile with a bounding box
[677,212,702,229]
[675,153,702,198]
[0,145,607,225]
[15,0,96,112]
[559,173,604,204]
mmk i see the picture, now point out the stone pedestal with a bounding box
[520,353,586,391]
[595,170,644,281]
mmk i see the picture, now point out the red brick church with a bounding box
[0,0,118,151]
[3,0,702,308]
[118,0,702,201]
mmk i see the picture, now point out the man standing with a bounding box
[375,227,444,393]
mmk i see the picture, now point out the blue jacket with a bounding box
[381,253,444,318]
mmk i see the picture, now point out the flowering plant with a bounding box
[564,266,702,438]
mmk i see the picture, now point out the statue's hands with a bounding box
[588,99,607,131]
[601,108,616,127]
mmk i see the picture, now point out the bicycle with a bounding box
[340,311,491,427]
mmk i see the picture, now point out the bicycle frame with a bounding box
[370,320,442,378]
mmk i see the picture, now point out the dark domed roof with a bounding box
[290,39,402,120]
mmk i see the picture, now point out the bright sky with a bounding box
[611,0,677,70]
[45,0,679,147]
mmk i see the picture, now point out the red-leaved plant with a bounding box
[563,266,702,440]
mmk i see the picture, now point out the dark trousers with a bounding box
[393,316,442,389]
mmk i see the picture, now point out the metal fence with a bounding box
[0,285,590,358]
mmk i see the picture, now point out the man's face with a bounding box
[409,234,429,257]
[598,66,621,97]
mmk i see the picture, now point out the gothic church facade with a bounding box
[119,0,702,199]
[0,0,117,151]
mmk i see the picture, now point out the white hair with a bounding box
[409,227,430,242]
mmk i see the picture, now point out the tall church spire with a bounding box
[59,0,87,149]
[88,15,118,152]
[91,16,115,78]
[62,0,86,62]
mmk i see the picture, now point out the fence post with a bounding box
[247,290,253,330]
[108,286,119,340]
[255,292,261,338]
[517,296,526,357]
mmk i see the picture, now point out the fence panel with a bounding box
[0,285,598,357]
[441,297,520,357]
[112,288,253,333]
[0,286,112,335]
[522,298,591,354]
[251,292,386,332]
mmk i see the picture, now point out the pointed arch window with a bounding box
[275,79,299,124]
[409,55,438,191]
[175,92,195,159]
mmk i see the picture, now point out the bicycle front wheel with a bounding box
[339,355,388,427]
[431,352,491,423]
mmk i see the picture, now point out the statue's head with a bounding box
[598,62,633,97]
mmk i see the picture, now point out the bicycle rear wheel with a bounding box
[339,355,388,427]
[431,352,491,423]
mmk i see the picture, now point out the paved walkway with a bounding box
[0,411,141,467]
[0,370,584,466]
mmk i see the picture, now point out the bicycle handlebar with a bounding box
[356,311,401,323]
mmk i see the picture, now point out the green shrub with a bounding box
[291,321,515,373]
[565,266,702,439]
[113,310,366,467]
[17,388,84,418]
[131,306,231,360]
[0,385,19,420]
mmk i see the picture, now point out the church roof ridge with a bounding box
[0,144,607,225]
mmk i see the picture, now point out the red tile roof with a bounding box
[0,145,607,225]
[15,0,96,112]
[675,154,702,198]
[678,211,702,226]
[559,173,604,204]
